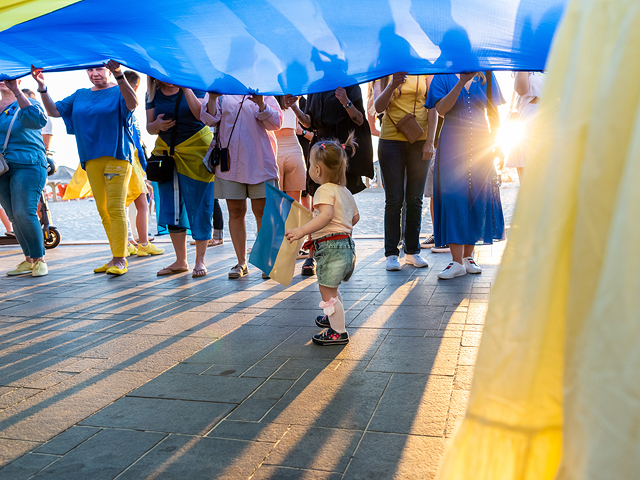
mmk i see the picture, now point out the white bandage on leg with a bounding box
[319,296,346,334]
[319,297,338,316]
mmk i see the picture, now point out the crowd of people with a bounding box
[0,63,542,344]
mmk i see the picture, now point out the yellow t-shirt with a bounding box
[379,75,430,142]
[311,183,358,240]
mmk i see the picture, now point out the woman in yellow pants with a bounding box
[33,60,138,275]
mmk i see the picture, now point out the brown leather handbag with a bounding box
[386,76,424,143]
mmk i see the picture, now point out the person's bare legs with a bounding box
[430,196,434,227]
[450,243,463,264]
[0,209,12,232]
[250,198,266,232]
[134,193,149,244]
[227,199,248,266]
[194,239,208,273]
[286,191,301,203]
[463,244,475,259]
[166,231,188,271]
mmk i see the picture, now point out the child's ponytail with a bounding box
[310,131,359,186]
[343,130,358,159]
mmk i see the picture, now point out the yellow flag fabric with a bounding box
[437,0,640,478]
[63,153,148,206]
[152,127,214,183]
[0,0,82,33]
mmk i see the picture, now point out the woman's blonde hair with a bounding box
[310,131,358,186]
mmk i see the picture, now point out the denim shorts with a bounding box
[313,236,356,288]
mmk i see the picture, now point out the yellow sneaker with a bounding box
[94,264,110,273]
[136,243,165,257]
[7,261,33,276]
[31,260,48,277]
[106,260,128,276]
[126,243,137,257]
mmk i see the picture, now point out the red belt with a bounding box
[302,233,351,253]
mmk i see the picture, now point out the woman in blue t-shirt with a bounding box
[145,77,214,278]
[33,61,138,275]
[0,78,49,277]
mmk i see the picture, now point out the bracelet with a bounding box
[343,100,353,109]
[114,74,124,81]
[37,87,47,93]
[302,129,307,136]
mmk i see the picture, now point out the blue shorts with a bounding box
[313,236,356,288]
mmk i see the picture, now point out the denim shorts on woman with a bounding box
[313,236,356,288]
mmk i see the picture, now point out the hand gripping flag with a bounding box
[249,184,313,286]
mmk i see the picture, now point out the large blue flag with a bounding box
[0,0,566,94]
[249,184,313,287]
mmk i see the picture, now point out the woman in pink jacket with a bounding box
[201,94,282,279]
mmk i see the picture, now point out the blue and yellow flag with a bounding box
[249,184,312,287]
[0,0,565,94]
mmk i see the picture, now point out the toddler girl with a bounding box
[285,133,359,346]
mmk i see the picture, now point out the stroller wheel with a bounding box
[44,226,61,249]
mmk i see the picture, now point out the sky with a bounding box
[18,70,516,170]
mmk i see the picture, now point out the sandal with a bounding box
[207,238,224,247]
[192,267,207,278]
[157,266,189,276]
[296,249,309,260]
[301,257,316,276]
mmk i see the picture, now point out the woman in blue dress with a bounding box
[425,72,505,279]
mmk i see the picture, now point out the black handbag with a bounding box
[207,95,246,173]
[146,89,183,183]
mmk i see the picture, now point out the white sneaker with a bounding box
[462,257,482,274]
[405,253,428,268]
[437,262,467,279]
[386,256,401,271]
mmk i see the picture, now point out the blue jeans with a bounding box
[378,139,428,256]
[0,162,47,258]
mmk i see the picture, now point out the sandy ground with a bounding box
[4,179,520,244]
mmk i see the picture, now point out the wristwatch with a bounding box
[37,87,47,93]
[343,100,353,109]
[302,129,307,135]
[115,74,124,81]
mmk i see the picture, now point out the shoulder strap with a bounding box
[412,75,419,116]
[385,75,421,127]
[168,89,183,156]
[225,95,246,149]
[2,107,21,153]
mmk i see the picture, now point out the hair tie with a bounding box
[341,144,345,149]
[320,143,326,149]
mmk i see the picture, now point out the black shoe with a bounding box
[301,257,316,276]
[315,315,330,328]
[312,328,349,346]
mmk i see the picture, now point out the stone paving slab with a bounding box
[0,240,499,478]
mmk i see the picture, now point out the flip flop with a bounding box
[157,266,189,276]
[192,267,207,278]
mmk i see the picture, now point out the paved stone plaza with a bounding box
[0,240,502,479]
